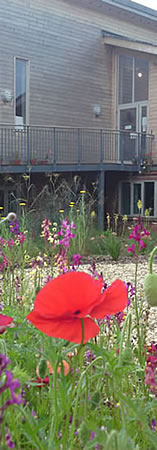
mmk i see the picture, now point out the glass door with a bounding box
[139,105,148,157]
[119,104,148,161]
[120,107,137,161]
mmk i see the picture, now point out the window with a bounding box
[135,58,148,102]
[120,181,155,216]
[119,55,133,104]
[15,58,28,127]
[121,182,131,215]
[144,182,154,215]
[133,184,141,214]
[118,55,148,105]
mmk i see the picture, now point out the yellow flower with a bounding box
[69,204,74,208]
[1,216,6,220]
[22,174,30,180]
[19,202,26,206]
[137,199,142,211]
[122,215,128,222]
[91,211,96,218]
[145,209,149,217]
[59,209,64,213]
[77,209,80,213]
[0,207,3,210]
[80,190,86,194]
[24,255,30,260]
[69,202,75,205]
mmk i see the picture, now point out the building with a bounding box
[0,0,157,225]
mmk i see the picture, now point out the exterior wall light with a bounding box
[93,105,101,117]
[1,90,13,104]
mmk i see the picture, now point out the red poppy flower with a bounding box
[27,271,127,344]
[0,314,13,334]
[35,376,49,388]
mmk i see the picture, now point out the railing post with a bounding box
[100,129,103,164]
[1,128,3,164]
[98,170,105,229]
[120,131,124,164]
[53,127,56,165]
[26,126,30,165]
[77,128,81,166]
[137,133,141,169]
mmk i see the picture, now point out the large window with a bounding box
[144,182,154,216]
[121,182,131,215]
[15,58,28,126]
[120,181,155,216]
[119,56,133,104]
[118,55,148,105]
[133,184,141,214]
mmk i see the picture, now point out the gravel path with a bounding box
[81,256,157,344]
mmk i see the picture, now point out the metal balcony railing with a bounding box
[0,125,154,167]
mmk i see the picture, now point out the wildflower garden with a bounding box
[0,187,157,449]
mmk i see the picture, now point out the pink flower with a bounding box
[7,239,14,248]
[17,233,26,245]
[128,243,135,254]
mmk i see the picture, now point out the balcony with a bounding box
[0,125,154,172]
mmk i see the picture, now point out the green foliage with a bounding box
[0,185,157,449]
[104,233,121,260]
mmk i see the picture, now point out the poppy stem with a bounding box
[80,318,85,346]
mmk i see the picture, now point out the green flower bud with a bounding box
[144,247,157,307]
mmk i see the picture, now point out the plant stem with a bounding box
[149,246,157,274]
[134,253,142,364]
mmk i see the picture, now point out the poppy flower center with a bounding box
[74,310,81,315]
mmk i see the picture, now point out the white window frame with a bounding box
[14,57,30,127]
[120,180,157,217]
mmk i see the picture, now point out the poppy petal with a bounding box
[90,280,127,318]
[0,314,13,326]
[33,272,103,317]
[27,311,100,344]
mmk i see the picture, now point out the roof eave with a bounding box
[101,0,157,22]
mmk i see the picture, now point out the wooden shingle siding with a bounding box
[148,60,157,163]
[0,0,157,131]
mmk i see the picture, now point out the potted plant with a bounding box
[13,159,21,165]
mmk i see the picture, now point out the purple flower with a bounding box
[0,354,23,423]
[9,220,19,236]
[145,344,157,396]
[57,218,76,249]
[126,282,135,306]
[90,431,96,440]
[0,354,10,376]
[5,427,15,448]
[56,218,76,273]
[41,218,52,241]
[72,253,82,269]
[152,419,156,430]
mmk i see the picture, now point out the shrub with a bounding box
[105,233,121,260]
